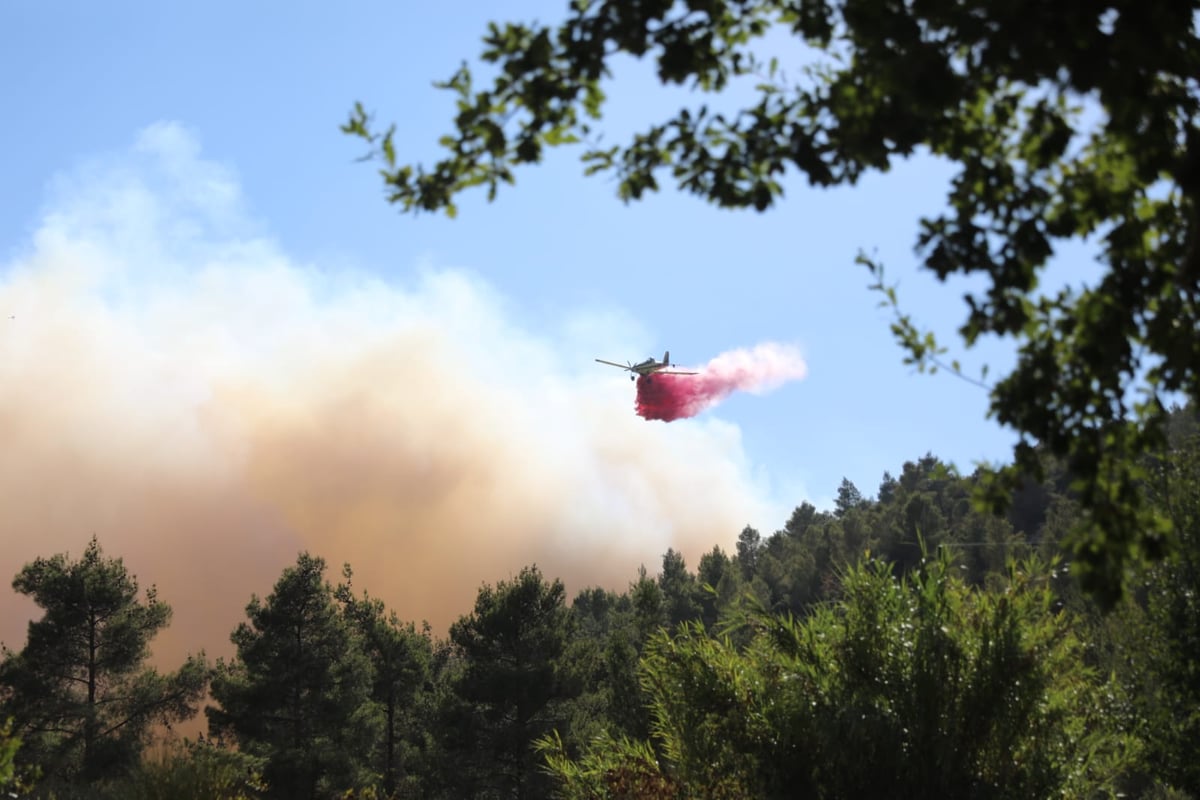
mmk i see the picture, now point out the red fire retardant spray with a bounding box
[635,342,808,421]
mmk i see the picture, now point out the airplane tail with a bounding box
[663,350,670,366]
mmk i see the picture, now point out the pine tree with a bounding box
[0,538,206,784]
[207,553,379,800]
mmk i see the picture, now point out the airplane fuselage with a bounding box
[630,358,665,375]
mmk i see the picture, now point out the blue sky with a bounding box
[0,2,1052,639]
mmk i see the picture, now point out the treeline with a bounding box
[2,406,1198,799]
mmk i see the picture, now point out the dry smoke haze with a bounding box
[0,123,800,667]
[636,344,809,421]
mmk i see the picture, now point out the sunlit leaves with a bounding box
[542,552,1133,797]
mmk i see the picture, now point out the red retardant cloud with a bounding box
[635,343,808,421]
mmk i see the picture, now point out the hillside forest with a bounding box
[1,403,1198,799]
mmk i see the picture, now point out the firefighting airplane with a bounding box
[595,351,699,381]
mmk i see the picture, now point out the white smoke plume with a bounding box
[0,123,786,666]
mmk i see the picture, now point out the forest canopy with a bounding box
[3,410,1199,797]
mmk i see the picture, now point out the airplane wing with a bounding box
[659,370,699,375]
[595,358,632,369]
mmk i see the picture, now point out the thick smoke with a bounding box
[636,344,808,421]
[0,123,788,666]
